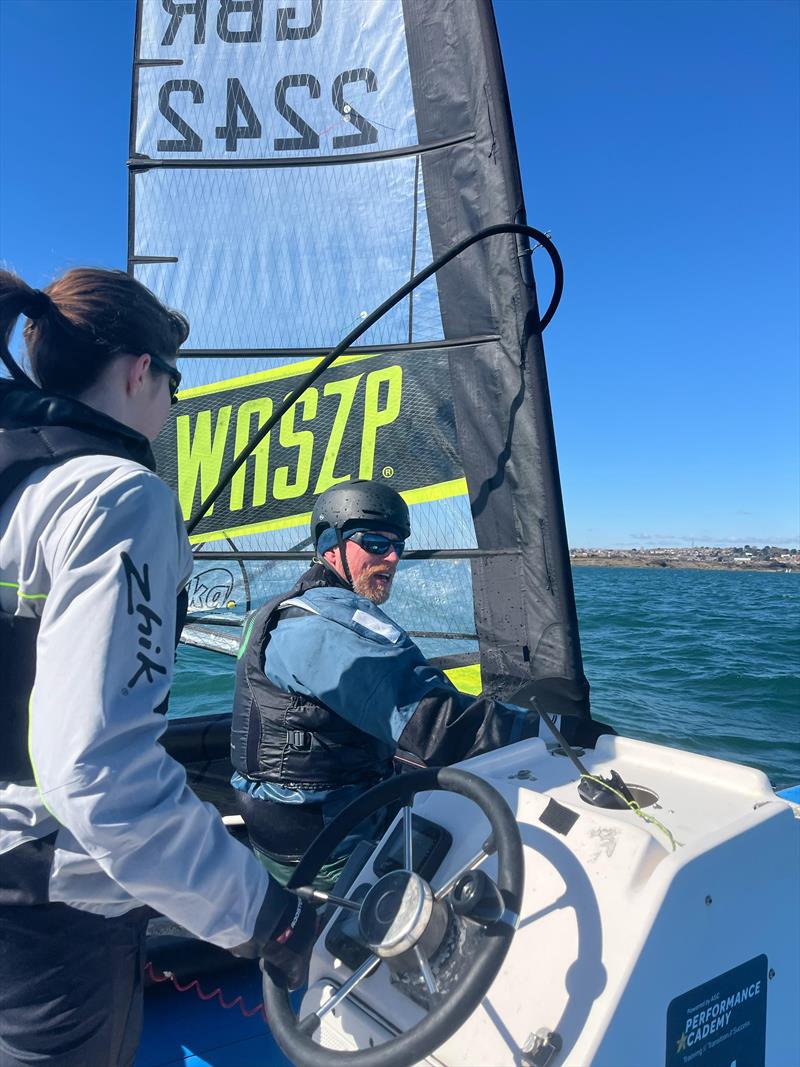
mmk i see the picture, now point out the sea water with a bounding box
[169,567,800,790]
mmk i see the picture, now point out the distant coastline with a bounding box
[570,547,799,573]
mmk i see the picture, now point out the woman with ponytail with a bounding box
[0,269,314,1065]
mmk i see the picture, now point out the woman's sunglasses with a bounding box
[148,352,182,405]
[345,531,406,558]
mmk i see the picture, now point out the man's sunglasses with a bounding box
[345,531,406,558]
[148,352,182,405]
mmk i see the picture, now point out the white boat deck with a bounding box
[303,735,799,1066]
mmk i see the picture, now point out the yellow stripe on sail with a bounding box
[444,663,482,695]
[188,479,470,545]
[177,353,381,401]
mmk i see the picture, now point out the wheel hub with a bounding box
[359,870,434,958]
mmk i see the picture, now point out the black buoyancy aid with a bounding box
[0,380,186,784]
[231,564,395,791]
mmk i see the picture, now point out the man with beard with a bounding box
[230,481,603,888]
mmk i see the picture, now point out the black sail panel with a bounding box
[402,0,588,711]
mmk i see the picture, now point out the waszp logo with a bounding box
[154,350,461,544]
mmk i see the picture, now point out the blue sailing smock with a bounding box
[231,585,533,818]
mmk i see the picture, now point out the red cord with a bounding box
[145,961,267,1022]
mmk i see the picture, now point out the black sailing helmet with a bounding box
[311,480,411,548]
[311,480,410,589]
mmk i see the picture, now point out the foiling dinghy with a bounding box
[129,1,800,1064]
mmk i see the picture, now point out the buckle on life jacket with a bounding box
[287,730,312,750]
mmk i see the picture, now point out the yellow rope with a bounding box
[580,774,682,852]
[0,580,47,600]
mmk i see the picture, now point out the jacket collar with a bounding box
[294,562,351,595]
[0,378,156,471]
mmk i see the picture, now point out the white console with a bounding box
[302,735,800,1066]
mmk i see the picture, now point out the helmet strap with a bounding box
[335,528,355,589]
[314,529,354,589]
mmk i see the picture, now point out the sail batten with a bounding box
[128,132,476,170]
[174,335,501,357]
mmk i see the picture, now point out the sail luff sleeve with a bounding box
[402,0,590,715]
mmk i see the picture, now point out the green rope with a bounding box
[580,774,682,852]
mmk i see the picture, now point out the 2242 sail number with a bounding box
[157,70,378,153]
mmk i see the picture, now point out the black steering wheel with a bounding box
[263,766,524,1067]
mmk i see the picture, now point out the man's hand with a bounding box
[231,886,317,990]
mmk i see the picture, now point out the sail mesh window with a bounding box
[133,160,443,351]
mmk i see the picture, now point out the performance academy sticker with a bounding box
[665,954,768,1067]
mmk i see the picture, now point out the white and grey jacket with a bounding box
[0,453,272,947]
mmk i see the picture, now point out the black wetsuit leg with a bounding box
[0,903,150,1067]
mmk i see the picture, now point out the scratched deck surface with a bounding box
[138,965,293,1067]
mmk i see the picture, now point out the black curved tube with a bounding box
[187,223,563,534]
[263,766,524,1067]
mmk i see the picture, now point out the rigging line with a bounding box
[186,223,563,534]
[185,548,518,561]
[579,775,681,852]
[224,535,251,614]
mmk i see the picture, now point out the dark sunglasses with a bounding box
[148,352,182,405]
[345,531,406,558]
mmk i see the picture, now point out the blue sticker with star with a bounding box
[666,955,768,1067]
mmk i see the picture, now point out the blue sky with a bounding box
[1,0,797,548]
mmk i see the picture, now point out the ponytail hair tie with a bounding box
[25,289,51,321]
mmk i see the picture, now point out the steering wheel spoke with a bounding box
[313,954,381,1023]
[402,803,414,872]
[265,767,523,1067]
[295,885,362,912]
[413,945,439,995]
